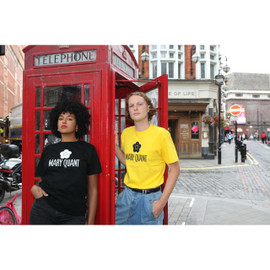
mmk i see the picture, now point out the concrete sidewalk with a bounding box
[169,140,270,225]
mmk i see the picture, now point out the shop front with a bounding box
[167,80,217,159]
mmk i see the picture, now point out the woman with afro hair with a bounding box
[30,100,102,225]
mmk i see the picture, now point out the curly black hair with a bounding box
[49,100,90,139]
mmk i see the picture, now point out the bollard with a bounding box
[240,143,247,163]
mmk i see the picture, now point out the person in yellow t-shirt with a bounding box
[115,91,180,225]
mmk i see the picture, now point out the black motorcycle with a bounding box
[0,144,22,203]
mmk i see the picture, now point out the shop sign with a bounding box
[168,90,196,98]
[34,50,96,66]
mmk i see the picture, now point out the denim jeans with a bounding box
[29,196,86,225]
[115,186,164,225]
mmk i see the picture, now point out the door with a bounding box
[22,72,101,224]
[177,112,202,158]
[114,74,170,224]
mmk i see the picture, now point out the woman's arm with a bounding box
[30,177,48,199]
[87,174,98,225]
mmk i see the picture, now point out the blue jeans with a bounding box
[29,197,86,225]
[115,187,164,225]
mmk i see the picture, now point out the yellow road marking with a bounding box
[180,152,259,170]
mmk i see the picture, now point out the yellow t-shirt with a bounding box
[121,125,178,189]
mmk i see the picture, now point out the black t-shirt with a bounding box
[36,141,102,216]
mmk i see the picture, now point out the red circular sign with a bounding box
[230,104,241,116]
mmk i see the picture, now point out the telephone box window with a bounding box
[84,84,90,106]
[115,99,119,114]
[120,99,126,115]
[84,134,91,143]
[191,122,199,139]
[121,117,125,132]
[35,134,40,154]
[43,85,81,107]
[35,157,40,171]
[147,89,159,126]
[36,87,41,107]
[43,110,51,131]
[35,110,40,131]
[44,134,60,146]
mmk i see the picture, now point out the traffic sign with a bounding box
[230,104,242,116]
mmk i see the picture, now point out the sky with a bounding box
[2,1,270,75]
[221,43,270,74]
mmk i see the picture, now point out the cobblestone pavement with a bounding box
[168,140,270,225]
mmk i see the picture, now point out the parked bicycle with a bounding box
[0,192,21,225]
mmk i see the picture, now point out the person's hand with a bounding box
[31,185,48,199]
[152,200,165,218]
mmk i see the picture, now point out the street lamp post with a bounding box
[140,45,149,76]
[190,45,200,76]
[215,73,225,164]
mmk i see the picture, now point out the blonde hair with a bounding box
[126,91,156,121]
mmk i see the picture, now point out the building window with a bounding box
[191,122,199,139]
[152,52,157,59]
[200,45,205,50]
[200,53,205,59]
[169,45,174,49]
[210,54,215,60]
[252,94,260,98]
[178,54,182,60]
[210,45,215,51]
[169,53,174,58]
[169,63,174,78]
[161,52,166,58]
[201,62,205,79]
[160,45,166,49]
[151,45,157,50]
[129,45,133,48]
[210,63,215,79]
[178,45,182,50]
[178,63,181,79]
[268,95,270,98]
[152,62,157,78]
[161,62,167,75]
[235,94,243,97]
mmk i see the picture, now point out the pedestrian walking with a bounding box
[254,131,258,141]
[227,132,234,144]
[115,91,180,225]
[261,132,266,144]
[29,100,102,225]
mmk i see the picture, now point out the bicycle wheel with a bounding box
[0,207,17,225]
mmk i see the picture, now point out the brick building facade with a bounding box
[0,45,25,119]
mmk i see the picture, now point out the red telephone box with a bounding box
[22,45,169,225]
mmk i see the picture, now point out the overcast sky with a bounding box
[221,43,270,74]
